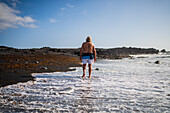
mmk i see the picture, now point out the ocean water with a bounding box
[0,54,170,112]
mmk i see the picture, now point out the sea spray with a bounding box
[0,54,170,112]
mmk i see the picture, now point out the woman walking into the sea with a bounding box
[80,36,96,78]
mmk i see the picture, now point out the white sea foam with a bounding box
[0,54,170,112]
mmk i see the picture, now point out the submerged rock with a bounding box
[155,61,160,64]
[95,68,99,71]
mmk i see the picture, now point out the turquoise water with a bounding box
[0,54,170,112]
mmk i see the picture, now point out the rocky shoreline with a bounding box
[52,47,159,59]
[0,46,159,87]
[0,46,81,87]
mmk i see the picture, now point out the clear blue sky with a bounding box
[0,0,170,50]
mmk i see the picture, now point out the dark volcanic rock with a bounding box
[160,49,166,53]
[49,48,56,52]
[0,46,159,60]
[95,68,99,71]
[68,68,76,71]
[155,61,160,64]
[42,67,48,70]
[96,47,159,59]
[0,48,81,87]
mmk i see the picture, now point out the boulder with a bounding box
[160,49,166,53]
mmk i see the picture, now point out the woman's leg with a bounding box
[82,64,86,78]
[88,64,92,78]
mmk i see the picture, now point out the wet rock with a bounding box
[41,47,50,50]
[74,51,80,56]
[15,50,20,52]
[68,68,76,71]
[35,61,39,64]
[30,49,35,52]
[49,48,56,52]
[129,56,134,59]
[137,57,147,58]
[95,68,99,71]
[62,51,67,53]
[155,60,160,64]
[23,51,28,54]
[16,58,19,62]
[160,49,166,53]
[0,93,4,95]
[42,67,47,70]
[57,49,61,52]
[12,101,17,105]
[8,98,13,101]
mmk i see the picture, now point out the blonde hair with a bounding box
[86,36,91,42]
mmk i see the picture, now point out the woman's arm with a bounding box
[93,45,96,61]
[80,43,84,60]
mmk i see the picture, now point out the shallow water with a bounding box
[0,54,170,112]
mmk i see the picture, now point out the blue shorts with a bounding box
[82,53,94,64]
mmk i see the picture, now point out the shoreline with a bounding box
[0,53,169,112]
[0,52,81,87]
[0,46,160,87]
